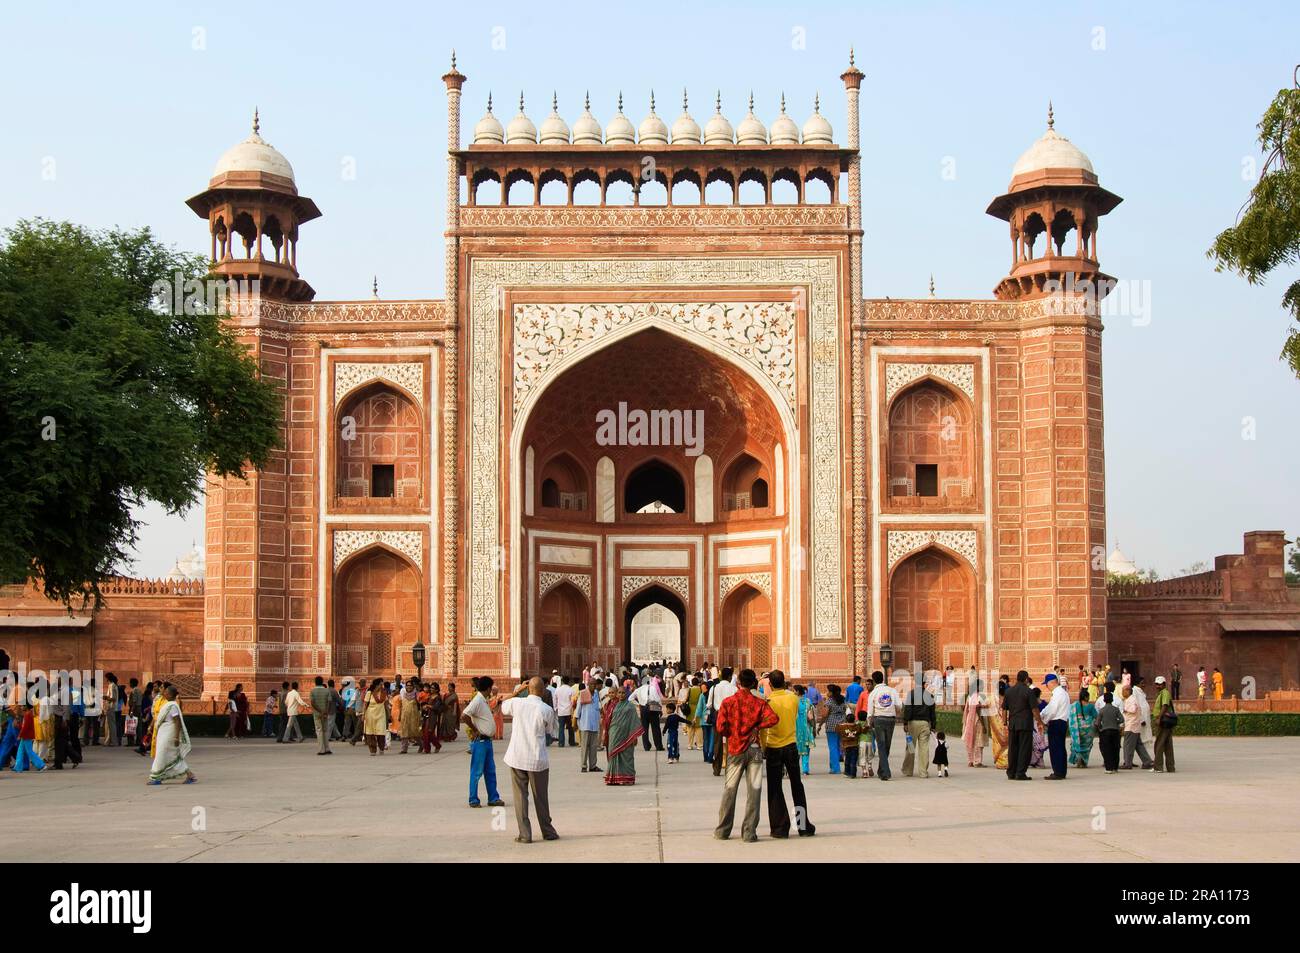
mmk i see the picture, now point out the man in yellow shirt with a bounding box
[761,670,815,839]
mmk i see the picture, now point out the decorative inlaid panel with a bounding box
[538,571,592,599]
[335,362,425,408]
[719,572,773,601]
[514,301,796,413]
[620,574,691,603]
[883,362,975,404]
[469,256,843,649]
[461,205,848,230]
[886,530,979,572]
[332,530,424,570]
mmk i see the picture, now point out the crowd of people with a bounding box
[0,674,196,784]
[0,656,1187,844]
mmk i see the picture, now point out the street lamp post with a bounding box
[412,641,426,684]
[879,643,894,679]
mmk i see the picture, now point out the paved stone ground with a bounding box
[2,732,1296,862]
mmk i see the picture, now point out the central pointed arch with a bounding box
[508,316,801,678]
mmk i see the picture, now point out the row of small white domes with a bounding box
[473,91,833,146]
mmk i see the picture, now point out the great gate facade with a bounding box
[183,54,1116,695]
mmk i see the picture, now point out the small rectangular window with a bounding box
[371,464,395,498]
[916,463,939,497]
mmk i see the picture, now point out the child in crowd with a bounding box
[858,714,874,778]
[662,700,685,764]
[262,689,279,738]
[837,711,860,778]
[933,730,949,777]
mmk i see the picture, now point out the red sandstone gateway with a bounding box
[2,52,1297,700]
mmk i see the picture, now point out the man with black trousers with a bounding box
[1002,669,1035,780]
[761,670,815,838]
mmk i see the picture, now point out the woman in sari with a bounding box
[399,678,422,753]
[147,686,195,785]
[439,683,461,741]
[962,683,988,766]
[600,687,644,785]
[149,681,166,758]
[363,678,389,755]
[234,684,249,737]
[1068,687,1097,767]
[490,687,504,740]
[419,682,443,753]
[990,681,1009,769]
[795,685,815,775]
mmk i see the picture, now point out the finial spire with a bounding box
[780,92,787,113]
[618,91,624,112]
[928,274,936,298]
[682,88,688,112]
[451,49,456,70]
[814,92,821,113]
[252,107,260,135]
[650,89,656,112]
[585,91,591,110]
[850,47,856,68]
[748,91,754,112]
[1047,100,1055,129]
[486,92,493,113]
[372,275,379,299]
[715,90,722,113]
[552,91,558,112]
[519,91,525,112]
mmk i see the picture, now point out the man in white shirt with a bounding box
[552,676,575,747]
[707,668,737,776]
[864,671,901,780]
[501,677,560,843]
[1040,672,1071,779]
[281,682,306,743]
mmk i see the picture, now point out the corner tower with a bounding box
[986,105,1122,300]
[186,111,320,302]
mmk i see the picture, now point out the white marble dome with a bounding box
[538,93,571,144]
[166,544,206,582]
[605,94,635,144]
[472,94,504,144]
[769,95,800,145]
[1012,106,1093,177]
[703,93,734,145]
[735,94,767,145]
[505,93,537,144]
[212,111,295,181]
[638,93,669,144]
[572,93,602,145]
[801,94,833,144]
[671,91,701,144]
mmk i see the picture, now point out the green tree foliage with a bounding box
[0,219,281,606]
[1209,69,1300,377]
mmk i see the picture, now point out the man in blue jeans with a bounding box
[461,676,505,808]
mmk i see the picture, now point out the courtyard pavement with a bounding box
[2,731,1296,862]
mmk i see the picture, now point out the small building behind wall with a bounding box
[1107,531,1300,696]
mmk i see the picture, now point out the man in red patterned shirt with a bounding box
[713,669,778,842]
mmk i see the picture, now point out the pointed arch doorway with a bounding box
[624,585,686,664]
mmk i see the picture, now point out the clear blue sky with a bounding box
[2,0,1296,578]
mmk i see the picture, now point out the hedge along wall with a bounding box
[932,708,1300,737]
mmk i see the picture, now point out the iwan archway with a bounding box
[510,319,800,675]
